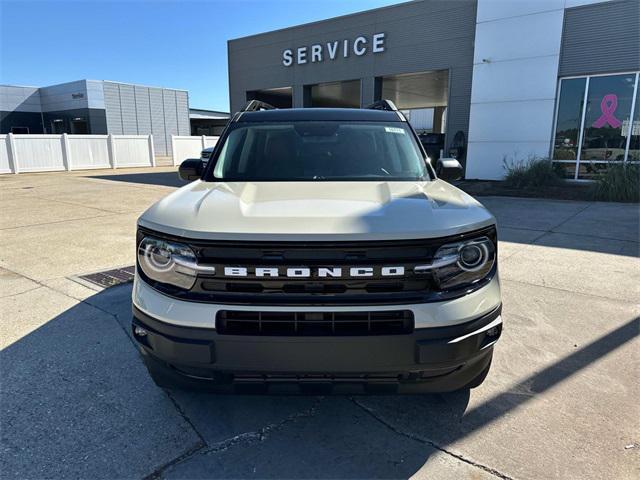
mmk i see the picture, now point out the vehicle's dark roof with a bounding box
[235,108,404,123]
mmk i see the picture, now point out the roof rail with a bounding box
[242,100,276,112]
[365,99,398,112]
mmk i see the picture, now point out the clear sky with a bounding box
[0,0,403,112]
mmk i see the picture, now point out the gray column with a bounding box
[360,77,382,107]
[292,85,306,108]
[292,85,312,108]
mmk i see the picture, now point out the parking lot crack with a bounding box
[30,193,126,215]
[145,397,323,478]
[164,389,208,447]
[350,397,514,480]
[0,285,45,299]
[548,203,593,233]
[204,397,324,455]
[143,397,323,478]
[143,440,207,480]
[0,212,120,231]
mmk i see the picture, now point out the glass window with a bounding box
[580,74,636,163]
[554,162,579,179]
[309,80,361,108]
[552,72,640,178]
[553,78,586,162]
[207,121,430,181]
[627,85,640,162]
[576,162,613,180]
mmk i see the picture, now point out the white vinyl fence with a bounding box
[0,136,11,174]
[1,134,218,174]
[1,134,155,174]
[13,135,66,172]
[171,136,219,166]
[67,135,111,170]
[112,135,155,168]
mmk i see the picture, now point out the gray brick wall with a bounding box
[39,80,90,111]
[149,87,167,155]
[176,91,190,135]
[119,84,138,133]
[162,89,179,146]
[103,81,190,156]
[103,82,123,135]
[0,86,41,112]
[134,85,152,134]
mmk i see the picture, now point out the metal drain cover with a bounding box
[76,266,135,289]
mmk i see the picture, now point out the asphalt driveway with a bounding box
[1,168,638,479]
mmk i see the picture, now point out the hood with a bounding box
[138,180,495,241]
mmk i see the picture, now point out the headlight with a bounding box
[137,237,207,290]
[415,236,496,290]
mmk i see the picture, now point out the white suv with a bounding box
[132,100,501,393]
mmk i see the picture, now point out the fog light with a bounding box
[486,326,500,338]
[134,326,148,337]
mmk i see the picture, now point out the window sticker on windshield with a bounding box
[384,127,405,134]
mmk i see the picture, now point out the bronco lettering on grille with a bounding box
[222,266,405,278]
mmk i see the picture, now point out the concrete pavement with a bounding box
[1,168,638,479]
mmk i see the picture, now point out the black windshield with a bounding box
[204,121,431,181]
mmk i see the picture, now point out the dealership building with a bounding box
[228,0,639,180]
[0,80,196,157]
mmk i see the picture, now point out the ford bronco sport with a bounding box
[132,100,501,393]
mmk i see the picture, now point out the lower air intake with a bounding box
[216,310,414,336]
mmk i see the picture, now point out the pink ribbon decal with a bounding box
[592,93,622,129]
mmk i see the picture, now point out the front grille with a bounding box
[137,226,497,305]
[190,238,443,304]
[201,150,212,159]
[216,310,414,336]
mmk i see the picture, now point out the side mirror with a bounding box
[436,158,463,182]
[178,159,204,181]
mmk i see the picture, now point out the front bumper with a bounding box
[132,274,502,329]
[132,303,502,393]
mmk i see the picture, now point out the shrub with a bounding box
[503,157,564,188]
[592,163,640,203]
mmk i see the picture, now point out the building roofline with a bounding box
[101,80,189,92]
[1,79,189,92]
[0,83,41,89]
[189,108,230,116]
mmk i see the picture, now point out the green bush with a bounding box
[503,157,564,188]
[592,163,640,203]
